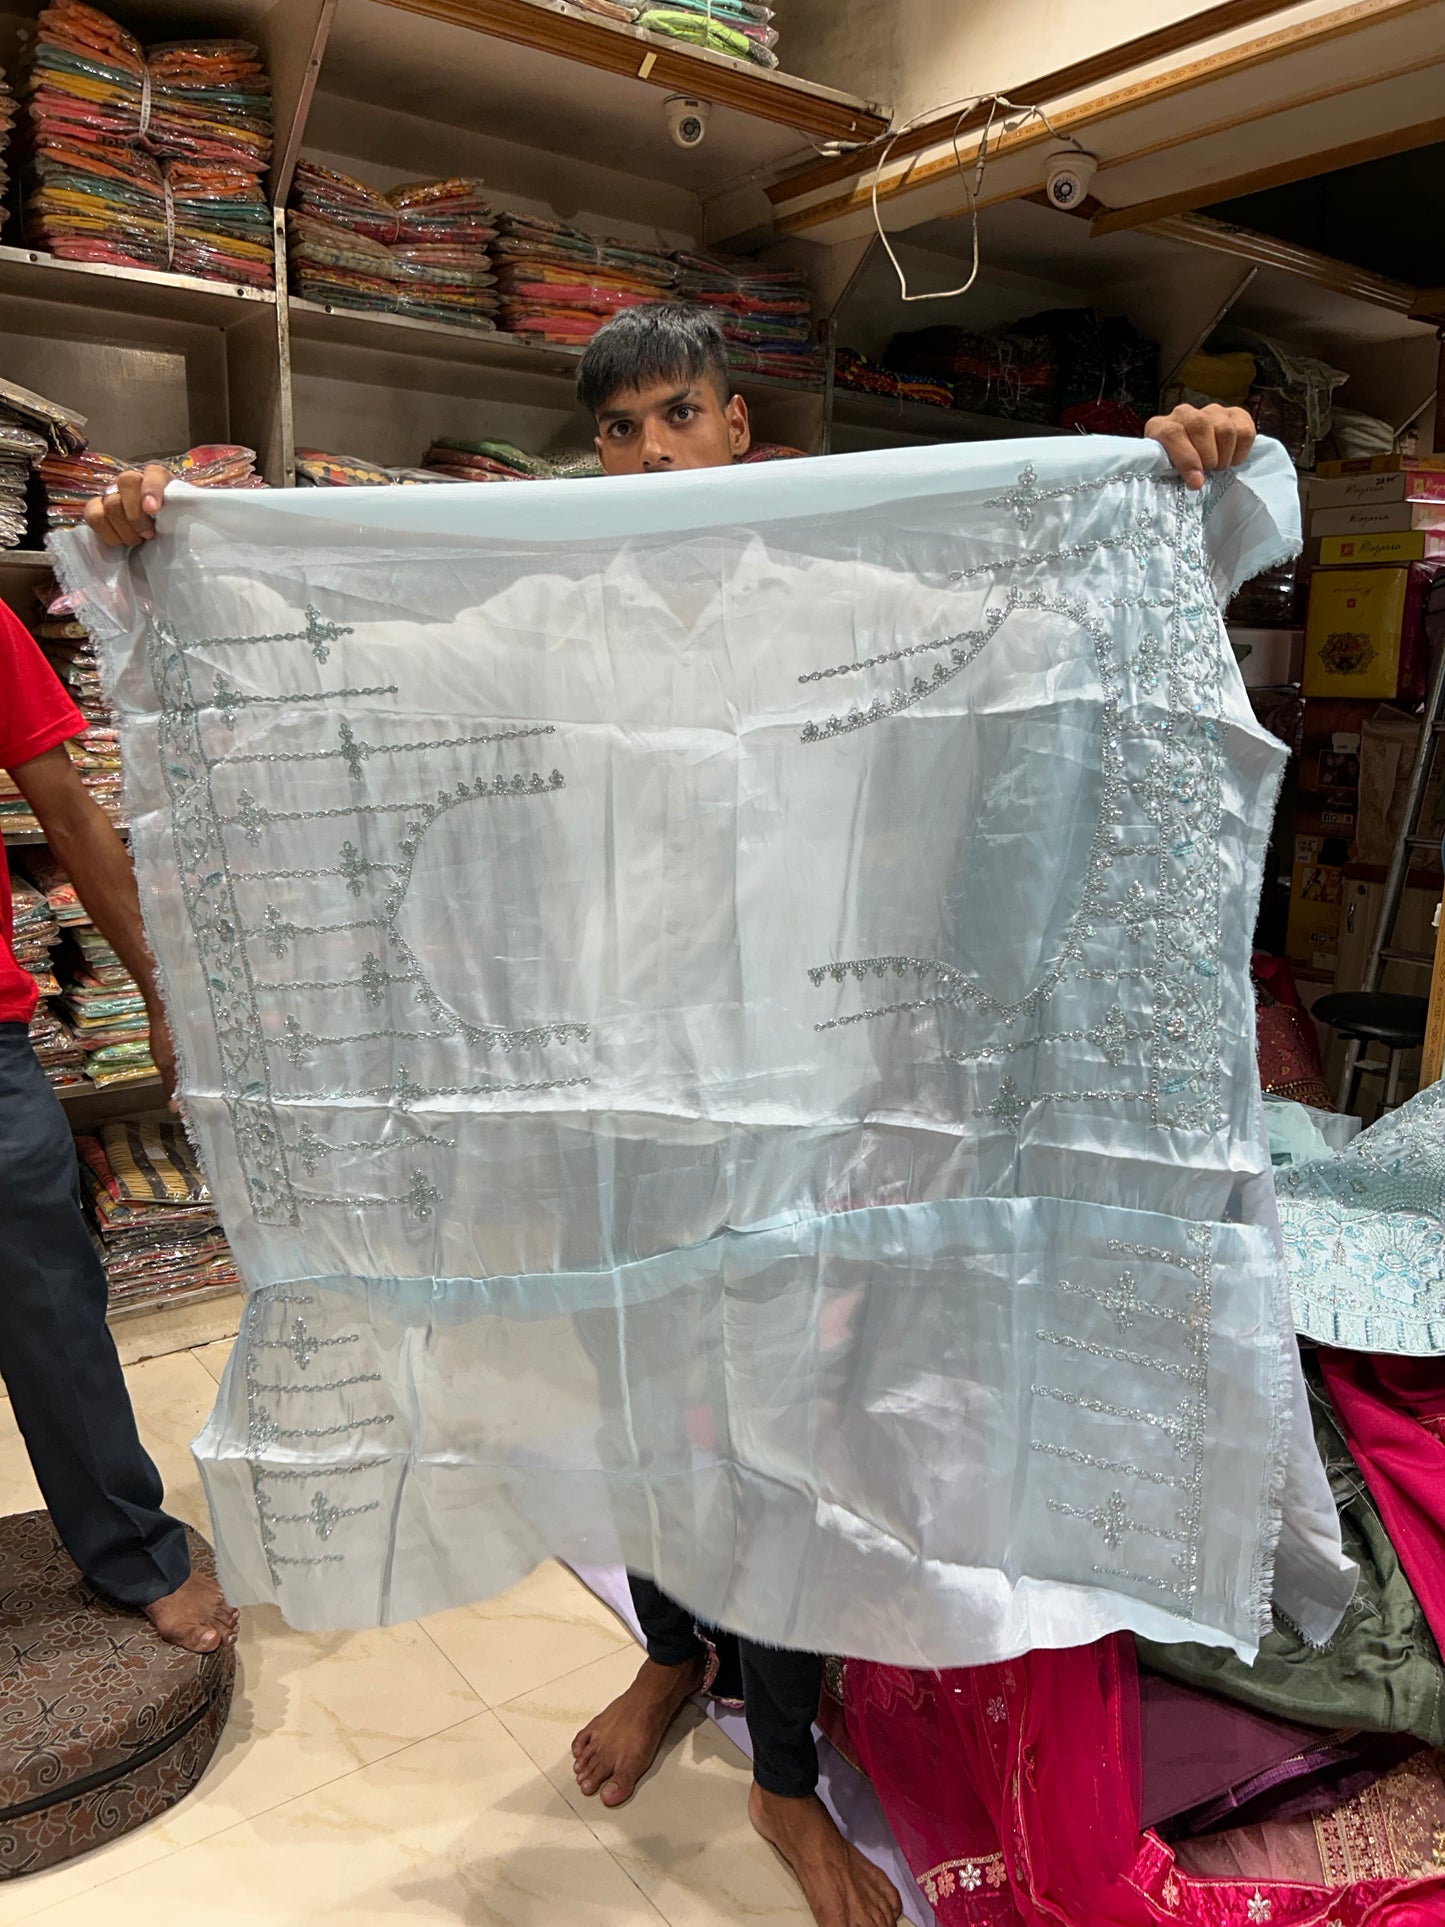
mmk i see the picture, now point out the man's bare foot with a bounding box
[572,1653,706,1806]
[750,1784,902,1927]
[144,1572,239,1654]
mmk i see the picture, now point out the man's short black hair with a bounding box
[577,303,732,419]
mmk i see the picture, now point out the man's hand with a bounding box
[145,997,180,1110]
[81,462,173,547]
[1144,403,1257,492]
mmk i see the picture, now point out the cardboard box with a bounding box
[1309,501,1445,538]
[1303,567,1410,698]
[1314,454,1445,477]
[1308,471,1445,509]
[1316,531,1445,567]
[1285,833,1348,973]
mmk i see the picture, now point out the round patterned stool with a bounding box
[0,1511,235,1879]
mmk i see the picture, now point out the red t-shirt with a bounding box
[1,602,85,1025]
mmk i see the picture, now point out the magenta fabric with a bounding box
[1317,1352,1445,1653]
[844,1636,1445,1926]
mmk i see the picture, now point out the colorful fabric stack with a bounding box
[14,848,98,1087]
[288,164,497,329]
[886,325,1060,422]
[20,4,273,288]
[39,442,262,529]
[7,872,60,995]
[32,577,123,828]
[388,178,498,326]
[0,375,86,549]
[671,250,816,381]
[422,437,553,482]
[0,417,45,550]
[76,1121,240,1309]
[636,2,780,66]
[296,449,465,486]
[0,63,15,207]
[28,1002,87,1086]
[54,925,155,1086]
[492,210,675,346]
[38,449,124,529]
[834,347,954,410]
[149,443,264,488]
[0,768,42,837]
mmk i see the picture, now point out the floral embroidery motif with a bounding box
[921,1855,1001,1904]
[1246,1890,1272,1923]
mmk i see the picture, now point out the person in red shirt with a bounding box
[0,599,237,1654]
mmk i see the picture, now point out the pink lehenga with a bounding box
[842,1636,1445,1927]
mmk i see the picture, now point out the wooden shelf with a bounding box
[366,0,886,146]
[0,246,275,334]
[831,391,1069,444]
[1,828,47,847]
[288,298,821,395]
[57,1075,168,1133]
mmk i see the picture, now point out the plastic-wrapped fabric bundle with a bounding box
[636,2,780,65]
[0,420,46,550]
[165,161,274,288]
[423,437,551,481]
[297,449,396,488]
[887,325,1059,422]
[287,210,403,314]
[671,250,817,382]
[492,210,675,344]
[77,1123,240,1307]
[1009,308,1160,433]
[39,449,124,528]
[148,443,264,488]
[19,4,274,287]
[0,63,17,207]
[289,165,497,328]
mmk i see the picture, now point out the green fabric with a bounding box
[1139,1359,1445,1747]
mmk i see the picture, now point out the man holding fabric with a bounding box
[86,303,1256,1927]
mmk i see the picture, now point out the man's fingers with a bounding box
[82,465,173,546]
[1183,415,1221,486]
[140,461,172,517]
[1155,421,1207,490]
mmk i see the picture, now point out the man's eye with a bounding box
[608,423,633,438]
[672,407,695,423]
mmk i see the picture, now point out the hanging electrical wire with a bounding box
[870,94,1092,302]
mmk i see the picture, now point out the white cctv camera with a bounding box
[1044,148,1098,212]
[665,96,711,149]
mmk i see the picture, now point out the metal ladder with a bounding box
[1336,574,1445,1107]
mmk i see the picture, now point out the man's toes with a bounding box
[571,1728,591,1760]
[599,1772,636,1807]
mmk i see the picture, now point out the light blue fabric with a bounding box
[52,436,1353,1661]
[1280,1077,1445,1355]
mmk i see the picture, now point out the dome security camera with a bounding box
[1044,149,1098,211]
[665,96,711,149]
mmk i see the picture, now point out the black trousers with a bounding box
[629,1573,822,1798]
[0,1024,191,1606]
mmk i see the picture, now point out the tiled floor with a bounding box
[0,1340,810,1925]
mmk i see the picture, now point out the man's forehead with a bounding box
[596,377,717,419]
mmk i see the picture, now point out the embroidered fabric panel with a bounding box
[55,437,1349,1660]
[1282,1078,1445,1355]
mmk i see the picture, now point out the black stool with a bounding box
[1312,991,1428,1114]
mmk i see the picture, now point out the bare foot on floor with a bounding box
[572,1653,706,1806]
[750,1783,902,1927]
[144,1572,239,1654]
